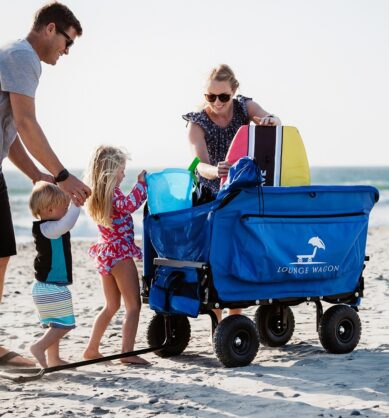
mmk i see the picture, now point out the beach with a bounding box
[1,228,389,418]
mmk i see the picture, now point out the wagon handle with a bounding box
[0,345,163,383]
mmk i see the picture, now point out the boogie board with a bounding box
[221,125,310,186]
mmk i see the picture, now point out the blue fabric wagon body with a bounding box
[145,182,378,316]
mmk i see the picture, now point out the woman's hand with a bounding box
[253,115,278,126]
[216,161,231,178]
[137,170,147,183]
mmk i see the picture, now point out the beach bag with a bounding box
[149,266,201,318]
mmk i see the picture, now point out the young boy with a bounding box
[29,182,80,368]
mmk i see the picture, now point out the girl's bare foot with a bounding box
[30,343,48,368]
[48,358,69,368]
[120,355,150,365]
[83,349,104,360]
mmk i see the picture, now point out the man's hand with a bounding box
[33,171,55,184]
[58,174,91,205]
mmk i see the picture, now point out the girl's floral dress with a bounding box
[89,181,147,275]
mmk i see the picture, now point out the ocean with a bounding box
[3,167,389,244]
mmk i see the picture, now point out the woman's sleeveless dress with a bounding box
[182,95,251,193]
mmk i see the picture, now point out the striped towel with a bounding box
[32,282,76,329]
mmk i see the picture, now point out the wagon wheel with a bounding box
[254,305,295,347]
[318,305,361,354]
[213,315,259,368]
[147,314,191,358]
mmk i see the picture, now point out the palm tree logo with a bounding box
[292,236,326,265]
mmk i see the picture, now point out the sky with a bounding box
[1,0,388,171]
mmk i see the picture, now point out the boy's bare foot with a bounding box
[30,343,48,368]
[120,355,150,366]
[47,358,69,368]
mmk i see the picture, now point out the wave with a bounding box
[311,167,389,189]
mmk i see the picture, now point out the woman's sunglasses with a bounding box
[56,27,74,49]
[204,93,231,103]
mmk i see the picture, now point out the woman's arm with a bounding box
[40,204,81,239]
[188,123,230,179]
[246,100,282,126]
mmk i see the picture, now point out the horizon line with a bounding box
[3,164,389,173]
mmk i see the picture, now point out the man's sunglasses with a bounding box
[56,27,74,49]
[204,93,231,103]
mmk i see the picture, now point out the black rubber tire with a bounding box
[213,315,259,368]
[318,305,361,354]
[146,314,191,358]
[254,305,295,347]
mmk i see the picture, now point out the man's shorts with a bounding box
[0,169,17,258]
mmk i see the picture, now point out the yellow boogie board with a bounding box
[222,125,310,187]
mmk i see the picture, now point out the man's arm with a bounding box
[10,93,63,174]
[10,92,91,203]
[8,135,54,184]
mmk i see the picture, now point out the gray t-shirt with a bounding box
[0,39,41,165]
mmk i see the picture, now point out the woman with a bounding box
[183,64,281,195]
[183,64,281,322]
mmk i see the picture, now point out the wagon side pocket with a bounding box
[145,202,215,262]
[229,213,369,284]
[149,266,201,318]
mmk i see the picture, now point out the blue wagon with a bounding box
[142,159,379,367]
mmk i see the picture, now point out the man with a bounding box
[0,2,91,367]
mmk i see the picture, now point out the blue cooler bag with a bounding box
[149,266,201,318]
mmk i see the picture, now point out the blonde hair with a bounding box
[207,64,240,92]
[29,181,70,219]
[84,145,129,227]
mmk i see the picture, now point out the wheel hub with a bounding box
[269,317,287,336]
[234,336,242,347]
[336,319,354,343]
[232,331,250,355]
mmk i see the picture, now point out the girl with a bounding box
[83,146,149,365]
[29,181,80,368]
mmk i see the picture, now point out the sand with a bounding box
[0,227,389,418]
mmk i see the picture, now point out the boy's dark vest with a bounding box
[32,221,73,285]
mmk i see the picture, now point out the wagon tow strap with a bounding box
[0,345,163,383]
